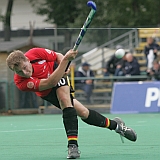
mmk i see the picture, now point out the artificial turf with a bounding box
[0,113,159,160]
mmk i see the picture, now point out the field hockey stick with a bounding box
[65,1,97,72]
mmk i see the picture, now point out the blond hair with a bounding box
[6,50,27,70]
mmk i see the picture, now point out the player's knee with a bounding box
[58,95,71,106]
[77,108,89,119]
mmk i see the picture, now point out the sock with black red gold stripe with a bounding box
[63,107,78,147]
[81,109,117,130]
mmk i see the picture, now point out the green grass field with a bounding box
[0,113,159,160]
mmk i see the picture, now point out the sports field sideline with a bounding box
[0,113,159,160]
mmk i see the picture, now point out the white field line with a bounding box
[0,124,145,133]
[0,128,62,133]
[0,127,89,133]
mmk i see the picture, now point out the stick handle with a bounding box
[65,1,96,72]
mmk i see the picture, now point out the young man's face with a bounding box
[13,58,33,78]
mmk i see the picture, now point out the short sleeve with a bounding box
[15,77,41,92]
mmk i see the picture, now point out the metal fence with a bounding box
[0,81,8,112]
[48,28,139,55]
[0,75,149,113]
[8,81,44,111]
[0,27,149,113]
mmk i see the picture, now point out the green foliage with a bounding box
[28,0,160,46]
[28,0,80,27]
[104,0,160,27]
[28,0,160,27]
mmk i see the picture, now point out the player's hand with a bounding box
[65,49,78,61]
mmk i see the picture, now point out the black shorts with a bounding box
[41,77,74,109]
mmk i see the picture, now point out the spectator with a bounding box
[103,54,123,76]
[115,53,140,80]
[124,53,140,76]
[75,62,94,104]
[144,37,160,69]
[103,45,124,76]
[146,59,160,81]
[114,52,127,76]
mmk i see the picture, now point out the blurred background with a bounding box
[0,0,160,114]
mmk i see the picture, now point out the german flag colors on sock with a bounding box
[68,135,78,141]
[105,118,110,128]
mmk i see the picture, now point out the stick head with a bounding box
[87,1,97,10]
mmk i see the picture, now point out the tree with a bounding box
[104,0,160,27]
[28,0,160,47]
[28,0,80,51]
[0,0,14,41]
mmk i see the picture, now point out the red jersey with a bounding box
[14,48,57,97]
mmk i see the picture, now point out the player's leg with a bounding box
[73,99,116,129]
[73,99,137,142]
[57,85,79,145]
[56,84,80,159]
[41,79,80,159]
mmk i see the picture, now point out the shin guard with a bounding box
[82,109,106,127]
[82,109,117,130]
[63,107,78,146]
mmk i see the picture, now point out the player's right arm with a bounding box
[38,49,77,91]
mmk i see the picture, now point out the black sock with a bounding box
[81,109,117,130]
[63,107,78,147]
